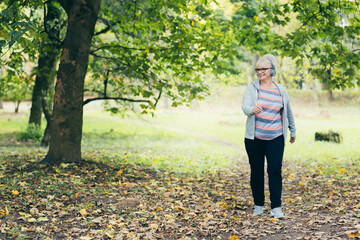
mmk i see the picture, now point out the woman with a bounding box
[242,54,296,219]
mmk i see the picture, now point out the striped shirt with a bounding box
[255,85,283,140]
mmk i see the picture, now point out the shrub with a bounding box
[315,130,343,143]
[18,123,43,141]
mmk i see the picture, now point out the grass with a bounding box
[1,87,360,176]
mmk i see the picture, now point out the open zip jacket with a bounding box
[242,80,296,145]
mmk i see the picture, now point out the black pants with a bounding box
[245,135,284,209]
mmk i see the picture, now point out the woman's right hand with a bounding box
[252,104,263,114]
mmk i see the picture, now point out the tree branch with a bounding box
[43,2,63,46]
[58,0,72,15]
[94,18,122,36]
[297,11,321,32]
[83,97,150,106]
[104,69,109,98]
[317,0,323,13]
[154,89,162,108]
[90,44,187,54]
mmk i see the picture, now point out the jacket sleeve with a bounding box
[242,85,255,117]
[284,90,296,137]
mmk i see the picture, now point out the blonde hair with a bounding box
[256,54,277,76]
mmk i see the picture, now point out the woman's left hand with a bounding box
[290,137,296,144]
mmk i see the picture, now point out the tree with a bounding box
[2,0,360,164]
[268,0,360,89]
[28,1,62,127]
[0,70,33,113]
[0,0,43,113]
[28,1,64,146]
[44,0,235,164]
[40,0,102,164]
[84,0,235,113]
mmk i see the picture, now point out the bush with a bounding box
[18,123,43,141]
[315,130,343,143]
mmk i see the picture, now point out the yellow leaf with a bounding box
[0,206,9,215]
[153,158,159,163]
[269,218,278,222]
[191,20,195,26]
[144,49,150,54]
[75,192,81,199]
[95,169,102,173]
[55,168,60,173]
[12,190,20,195]
[123,190,128,195]
[80,209,88,216]
[298,182,305,186]
[348,230,360,238]
[117,170,123,175]
[340,168,346,173]
[253,16,260,22]
[230,235,240,240]
[107,225,113,228]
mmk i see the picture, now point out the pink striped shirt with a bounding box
[255,85,283,140]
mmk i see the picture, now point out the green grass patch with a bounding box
[1,88,360,176]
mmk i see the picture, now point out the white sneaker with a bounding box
[271,207,284,219]
[253,205,263,216]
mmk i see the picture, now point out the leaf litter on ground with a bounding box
[0,150,359,239]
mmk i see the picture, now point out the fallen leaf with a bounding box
[92,216,104,223]
[348,230,360,238]
[12,190,19,195]
[79,209,88,216]
[0,206,9,215]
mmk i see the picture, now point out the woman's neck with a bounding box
[260,79,274,87]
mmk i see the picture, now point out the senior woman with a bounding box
[242,54,296,219]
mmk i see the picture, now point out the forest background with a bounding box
[0,0,360,239]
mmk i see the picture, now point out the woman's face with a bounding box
[256,62,272,81]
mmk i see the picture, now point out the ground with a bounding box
[0,151,359,240]
[1,98,360,239]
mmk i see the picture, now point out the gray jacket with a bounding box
[242,80,296,144]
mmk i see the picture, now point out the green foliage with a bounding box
[269,0,360,89]
[86,0,239,113]
[1,0,360,117]
[0,69,34,105]
[18,123,42,141]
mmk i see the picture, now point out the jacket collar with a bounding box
[252,80,286,93]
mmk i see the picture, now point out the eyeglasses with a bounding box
[255,68,271,73]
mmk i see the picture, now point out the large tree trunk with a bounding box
[42,0,102,164]
[29,1,61,129]
[0,98,3,109]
